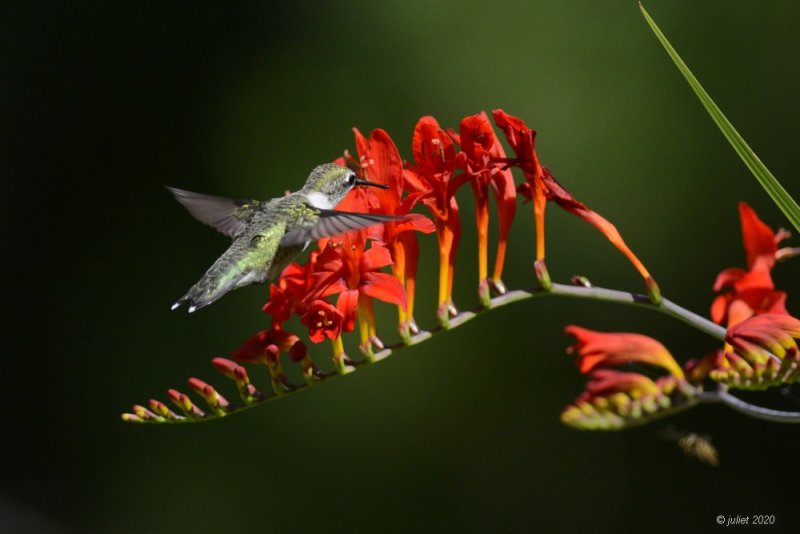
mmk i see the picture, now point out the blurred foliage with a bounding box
[4,1,800,531]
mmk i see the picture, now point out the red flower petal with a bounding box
[336,289,359,332]
[361,271,407,309]
[739,202,777,270]
[360,244,394,272]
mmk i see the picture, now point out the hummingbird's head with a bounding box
[301,163,388,208]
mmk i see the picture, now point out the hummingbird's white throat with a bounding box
[305,191,335,210]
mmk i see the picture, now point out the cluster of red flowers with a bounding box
[123,111,800,428]
[227,110,658,377]
[563,203,800,430]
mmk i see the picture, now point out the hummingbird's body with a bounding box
[169,163,393,312]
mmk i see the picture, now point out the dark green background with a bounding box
[5,1,800,532]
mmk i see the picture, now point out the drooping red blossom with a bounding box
[492,109,656,298]
[565,325,685,378]
[301,299,344,343]
[404,116,462,323]
[711,202,794,327]
[451,112,517,300]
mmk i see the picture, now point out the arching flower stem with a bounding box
[701,387,800,423]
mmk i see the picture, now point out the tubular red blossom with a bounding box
[453,112,516,294]
[565,325,685,379]
[301,299,344,343]
[405,116,462,320]
[344,128,434,334]
[493,109,548,262]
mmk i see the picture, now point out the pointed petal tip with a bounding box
[171,301,181,311]
[188,305,197,313]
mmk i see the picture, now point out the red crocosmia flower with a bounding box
[565,325,685,379]
[301,299,344,343]
[492,109,655,296]
[405,116,462,323]
[342,128,434,338]
[710,202,795,327]
[492,109,548,262]
[451,112,517,300]
[307,233,406,353]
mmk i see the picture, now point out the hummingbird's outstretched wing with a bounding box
[166,187,261,238]
[279,209,402,246]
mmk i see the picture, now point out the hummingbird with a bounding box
[168,163,397,312]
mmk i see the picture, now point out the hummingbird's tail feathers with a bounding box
[280,210,403,246]
[171,264,265,313]
[166,186,260,239]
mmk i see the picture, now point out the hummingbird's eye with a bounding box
[345,173,357,186]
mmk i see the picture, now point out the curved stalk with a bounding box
[126,281,745,424]
[701,388,800,424]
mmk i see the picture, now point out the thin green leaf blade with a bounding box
[639,2,800,232]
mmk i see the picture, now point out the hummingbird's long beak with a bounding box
[354,177,389,190]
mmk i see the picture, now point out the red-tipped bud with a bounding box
[188,377,229,414]
[212,357,241,378]
[148,399,177,419]
[167,388,205,417]
[132,404,163,422]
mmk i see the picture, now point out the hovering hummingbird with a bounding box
[168,163,396,312]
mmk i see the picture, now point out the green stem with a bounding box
[701,388,800,423]
[126,282,733,424]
